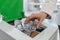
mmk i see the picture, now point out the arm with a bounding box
[41,0,57,17]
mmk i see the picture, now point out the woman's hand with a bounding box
[25,12,47,28]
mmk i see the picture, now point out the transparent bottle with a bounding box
[23,22,31,36]
[31,20,38,31]
[14,20,21,28]
[14,19,24,31]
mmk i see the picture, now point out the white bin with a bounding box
[0,20,58,40]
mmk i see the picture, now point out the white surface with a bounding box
[0,15,3,23]
[0,20,58,40]
[43,19,59,40]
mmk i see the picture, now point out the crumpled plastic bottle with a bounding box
[14,18,38,36]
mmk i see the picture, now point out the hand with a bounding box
[25,12,47,28]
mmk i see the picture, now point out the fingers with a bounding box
[36,13,47,28]
[36,18,43,28]
[24,15,36,24]
[24,17,30,24]
[36,16,46,28]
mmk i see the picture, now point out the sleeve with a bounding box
[41,0,57,17]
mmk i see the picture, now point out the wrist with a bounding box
[42,12,51,19]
